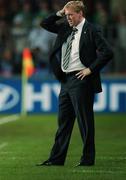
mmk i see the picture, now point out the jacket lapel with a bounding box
[52,20,89,56]
[52,27,72,52]
[60,28,72,45]
[79,19,89,52]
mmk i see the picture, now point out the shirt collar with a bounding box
[74,18,85,31]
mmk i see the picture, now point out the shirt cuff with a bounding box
[56,11,63,17]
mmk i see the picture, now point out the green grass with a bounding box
[0,114,126,180]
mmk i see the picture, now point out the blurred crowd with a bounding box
[0,0,126,78]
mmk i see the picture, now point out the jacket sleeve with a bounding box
[89,26,114,73]
[40,13,63,34]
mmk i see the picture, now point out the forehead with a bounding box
[65,7,77,15]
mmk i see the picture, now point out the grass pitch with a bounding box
[0,114,126,180]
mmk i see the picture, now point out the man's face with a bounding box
[65,7,83,27]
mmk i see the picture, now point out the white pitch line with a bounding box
[0,114,20,125]
[72,169,126,174]
[0,142,8,150]
[98,156,126,160]
[0,151,12,154]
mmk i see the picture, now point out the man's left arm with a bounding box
[88,27,114,73]
[76,27,114,80]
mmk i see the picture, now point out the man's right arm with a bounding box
[40,10,65,34]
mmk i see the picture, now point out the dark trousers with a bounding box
[48,73,95,164]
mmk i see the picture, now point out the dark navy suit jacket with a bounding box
[40,13,113,93]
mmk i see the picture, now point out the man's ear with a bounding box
[79,10,83,17]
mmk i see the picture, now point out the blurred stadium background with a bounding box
[0,0,126,179]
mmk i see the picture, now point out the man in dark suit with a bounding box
[37,1,113,166]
